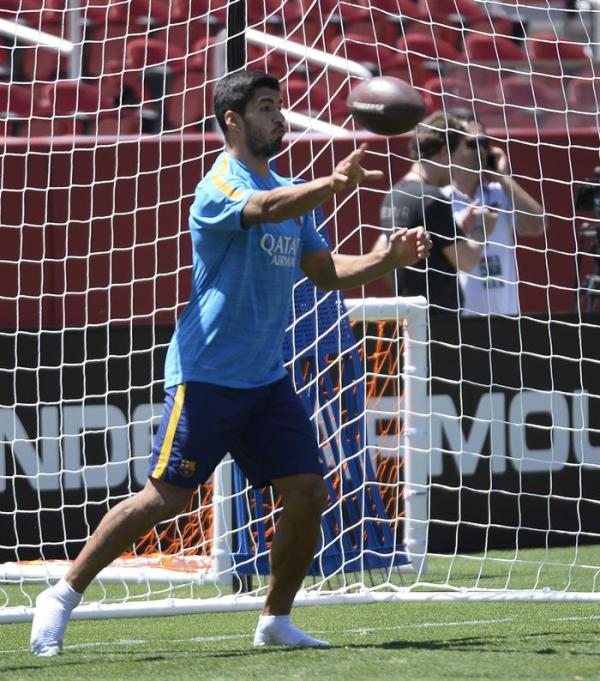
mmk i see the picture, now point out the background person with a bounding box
[446,109,546,316]
[378,111,497,315]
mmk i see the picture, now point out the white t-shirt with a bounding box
[444,182,520,316]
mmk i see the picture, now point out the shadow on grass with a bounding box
[3,632,598,673]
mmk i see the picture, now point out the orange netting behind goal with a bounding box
[126,321,406,572]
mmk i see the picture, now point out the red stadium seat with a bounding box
[470,14,515,40]
[0,39,9,79]
[246,44,305,80]
[125,38,186,74]
[0,82,33,115]
[421,0,486,25]
[421,76,474,114]
[7,1,44,27]
[155,0,212,52]
[247,0,288,32]
[0,0,22,19]
[84,0,173,77]
[164,35,219,132]
[108,0,171,29]
[327,33,397,100]
[372,0,425,21]
[276,0,337,47]
[569,76,600,105]
[528,33,589,62]
[336,4,399,46]
[503,75,567,111]
[0,82,37,136]
[29,80,142,137]
[283,78,330,115]
[148,0,227,38]
[567,77,600,124]
[414,1,488,52]
[18,3,69,81]
[187,35,221,80]
[90,108,142,136]
[501,76,547,129]
[45,79,112,114]
[38,79,107,136]
[394,33,463,86]
[464,34,527,94]
[396,33,462,64]
[465,34,527,63]
[85,21,130,77]
[123,39,186,129]
[93,59,150,116]
[165,71,211,131]
[79,0,111,25]
[27,80,95,136]
[330,32,397,74]
[403,19,463,51]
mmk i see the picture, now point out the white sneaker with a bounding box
[253,615,330,648]
[30,581,81,657]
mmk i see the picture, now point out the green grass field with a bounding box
[3,546,600,680]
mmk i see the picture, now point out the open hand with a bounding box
[330,143,384,193]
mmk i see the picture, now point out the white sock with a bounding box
[30,579,82,657]
[253,614,330,648]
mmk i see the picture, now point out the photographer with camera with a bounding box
[377,111,498,316]
[446,110,546,316]
[573,167,600,312]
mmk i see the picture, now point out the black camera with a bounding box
[466,135,496,171]
[573,166,600,313]
[574,167,600,212]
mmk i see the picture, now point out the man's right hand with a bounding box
[458,200,499,239]
[329,143,385,193]
[377,226,432,268]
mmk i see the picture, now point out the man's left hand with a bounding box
[383,226,432,268]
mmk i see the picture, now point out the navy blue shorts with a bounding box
[148,375,325,488]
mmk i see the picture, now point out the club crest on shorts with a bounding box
[177,459,196,478]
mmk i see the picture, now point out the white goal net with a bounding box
[2,0,600,623]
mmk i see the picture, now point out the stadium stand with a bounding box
[420,76,473,114]
[0,81,33,135]
[28,79,141,136]
[464,33,528,63]
[422,0,486,25]
[528,31,589,62]
[394,32,464,87]
[0,0,594,135]
[331,32,397,75]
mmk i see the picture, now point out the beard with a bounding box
[245,121,284,158]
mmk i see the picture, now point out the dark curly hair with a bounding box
[408,111,466,160]
[214,69,280,137]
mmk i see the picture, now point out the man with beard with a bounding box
[30,70,432,655]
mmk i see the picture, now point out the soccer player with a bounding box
[31,69,432,656]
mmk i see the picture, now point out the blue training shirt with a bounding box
[164,151,329,389]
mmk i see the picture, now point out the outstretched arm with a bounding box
[242,144,383,226]
[301,227,432,291]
